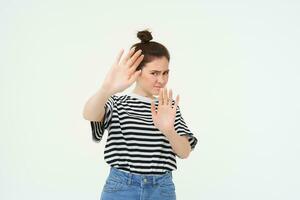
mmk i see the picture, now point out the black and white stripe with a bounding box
[90,93,198,175]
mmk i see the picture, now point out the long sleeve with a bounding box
[90,95,117,142]
[174,105,198,151]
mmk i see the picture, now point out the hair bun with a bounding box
[137,30,153,43]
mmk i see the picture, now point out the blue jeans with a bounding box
[100,167,176,200]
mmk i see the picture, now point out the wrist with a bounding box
[98,85,114,98]
[164,127,176,137]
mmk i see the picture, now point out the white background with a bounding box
[1,0,299,199]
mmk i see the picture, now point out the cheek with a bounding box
[143,75,156,83]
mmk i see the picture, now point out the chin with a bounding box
[152,90,159,95]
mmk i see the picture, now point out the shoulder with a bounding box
[108,94,131,104]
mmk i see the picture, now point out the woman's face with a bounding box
[136,56,170,96]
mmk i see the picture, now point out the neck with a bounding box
[132,85,155,100]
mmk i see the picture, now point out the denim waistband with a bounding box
[108,167,173,187]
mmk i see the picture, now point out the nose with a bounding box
[157,75,165,84]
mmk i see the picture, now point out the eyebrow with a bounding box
[150,69,170,73]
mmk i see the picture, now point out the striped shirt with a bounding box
[90,92,198,175]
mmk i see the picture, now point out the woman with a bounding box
[83,29,198,200]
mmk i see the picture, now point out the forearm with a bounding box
[82,85,113,121]
[164,128,191,159]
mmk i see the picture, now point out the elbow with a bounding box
[82,113,94,121]
[179,146,192,159]
[82,105,89,120]
[181,153,190,159]
[82,110,89,120]
[178,155,188,159]
[178,151,190,159]
[82,107,94,121]
[82,111,104,122]
[82,110,93,121]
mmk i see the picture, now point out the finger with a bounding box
[173,94,180,111]
[126,49,142,67]
[128,54,144,74]
[159,88,164,105]
[114,49,124,65]
[128,69,142,84]
[169,89,173,106]
[150,100,156,117]
[120,47,136,65]
[164,87,168,105]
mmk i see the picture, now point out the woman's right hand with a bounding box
[102,47,144,95]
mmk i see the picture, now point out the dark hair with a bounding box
[130,29,170,71]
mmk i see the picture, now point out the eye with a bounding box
[151,72,159,76]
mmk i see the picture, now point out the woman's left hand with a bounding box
[150,87,180,135]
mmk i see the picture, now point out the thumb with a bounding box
[128,70,142,84]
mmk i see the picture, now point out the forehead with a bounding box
[143,57,169,71]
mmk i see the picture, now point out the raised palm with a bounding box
[151,87,180,135]
[103,47,144,94]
